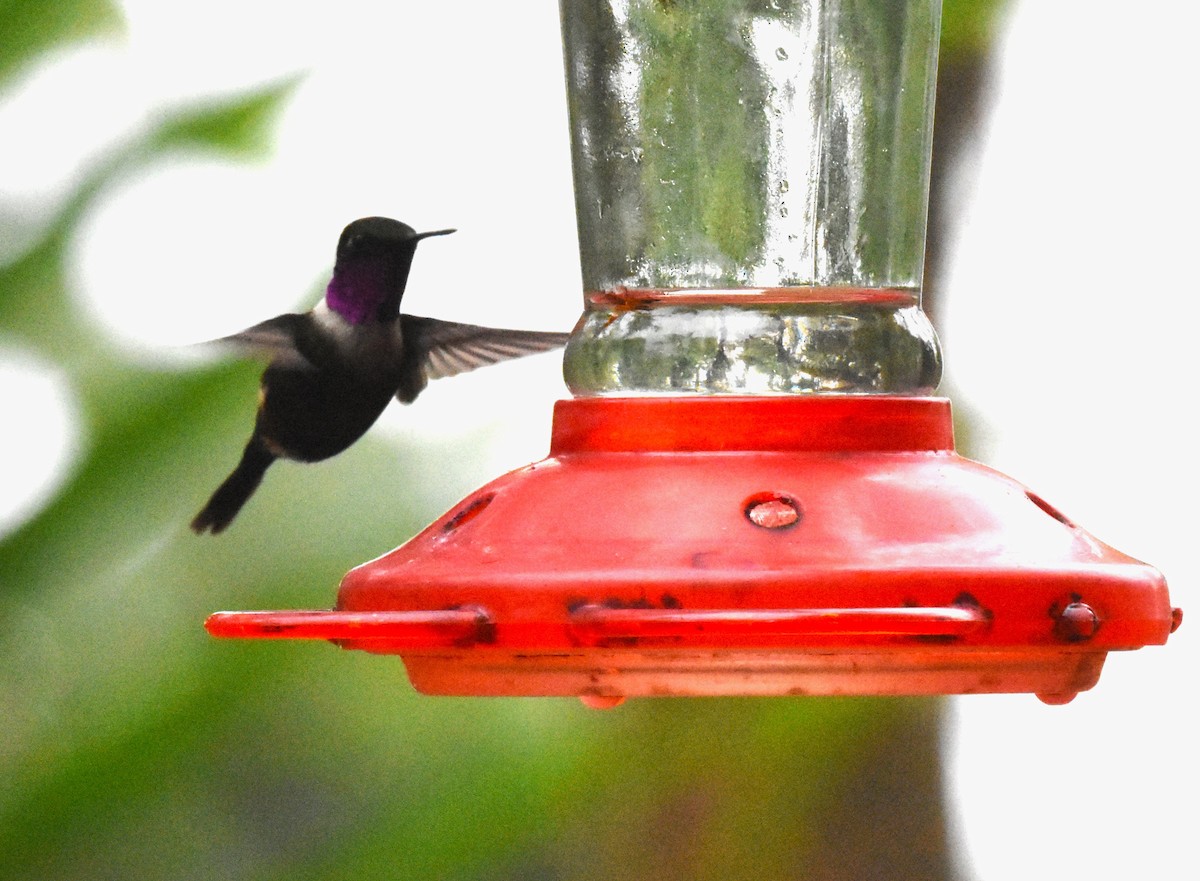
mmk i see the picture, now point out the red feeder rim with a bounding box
[208,396,1180,705]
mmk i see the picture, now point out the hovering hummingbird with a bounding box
[191,216,570,534]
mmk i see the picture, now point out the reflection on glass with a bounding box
[558,0,943,395]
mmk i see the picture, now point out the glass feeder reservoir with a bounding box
[207,0,1180,706]
[559,0,941,397]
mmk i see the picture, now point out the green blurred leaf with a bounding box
[941,0,1011,59]
[148,76,302,159]
[0,78,299,331]
[0,0,123,89]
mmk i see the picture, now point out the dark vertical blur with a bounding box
[923,0,1013,332]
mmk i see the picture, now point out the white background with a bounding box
[1,2,1195,878]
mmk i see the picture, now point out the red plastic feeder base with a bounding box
[207,397,1179,704]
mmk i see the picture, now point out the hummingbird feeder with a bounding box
[207,0,1179,705]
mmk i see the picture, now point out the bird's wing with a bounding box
[396,315,569,403]
[202,313,314,369]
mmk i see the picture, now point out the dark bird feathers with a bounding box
[190,217,568,534]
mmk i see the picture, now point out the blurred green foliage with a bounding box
[0,2,1003,878]
[0,0,123,85]
[941,0,1009,59]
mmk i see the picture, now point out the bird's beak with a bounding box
[414,228,456,241]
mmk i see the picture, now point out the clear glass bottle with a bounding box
[559,0,943,395]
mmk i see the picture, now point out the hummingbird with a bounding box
[190,216,570,534]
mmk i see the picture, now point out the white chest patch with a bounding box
[313,301,402,371]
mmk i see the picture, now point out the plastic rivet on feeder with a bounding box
[206,0,1180,705]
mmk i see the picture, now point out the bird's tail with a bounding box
[191,435,277,535]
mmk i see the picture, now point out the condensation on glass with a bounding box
[558,0,943,395]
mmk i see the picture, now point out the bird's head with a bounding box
[325,217,455,324]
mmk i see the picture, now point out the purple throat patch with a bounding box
[325,268,383,325]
